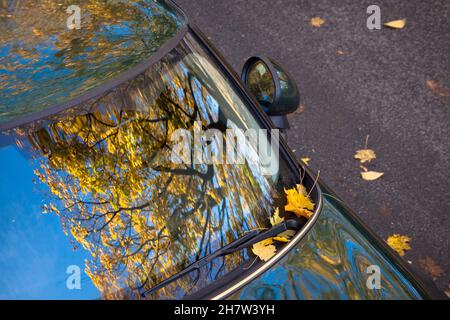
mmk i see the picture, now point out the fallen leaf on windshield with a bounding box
[274,230,296,243]
[285,184,314,218]
[252,239,276,261]
[278,229,296,239]
[418,257,443,279]
[311,17,325,27]
[301,157,311,165]
[426,80,450,97]
[270,208,284,226]
[361,171,384,181]
[355,149,376,163]
[273,236,290,243]
[386,234,411,256]
[384,19,406,29]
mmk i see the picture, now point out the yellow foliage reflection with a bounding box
[24,41,277,299]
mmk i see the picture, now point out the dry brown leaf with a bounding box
[252,239,276,261]
[386,234,411,256]
[426,80,450,97]
[354,149,376,163]
[418,257,443,279]
[379,204,393,219]
[310,17,325,27]
[361,171,384,181]
[384,19,406,29]
[301,157,311,165]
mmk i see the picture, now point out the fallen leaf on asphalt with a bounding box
[386,234,411,256]
[252,239,276,261]
[379,204,393,218]
[301,157,311,165]
[384,19,406,29]
[269,208,284,226]
[418,257,443,279]
[361,171,384,181]
[355,149,376,163]
[426,80,450,97]
[311,17,325,27]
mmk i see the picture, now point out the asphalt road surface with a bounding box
[176,0,450,293]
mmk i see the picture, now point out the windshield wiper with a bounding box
[140,219,301,297]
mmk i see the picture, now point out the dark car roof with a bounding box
[0,0,185,129]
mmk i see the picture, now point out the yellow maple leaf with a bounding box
[384,19,406,29]
[284,184,314,219]
[269,208,284,226]
[386,234,411,256]
[354,149,376,163]
[310,16,325,27]
[301,157,311,165]
[361,171,384,181]
[252,239,276,261]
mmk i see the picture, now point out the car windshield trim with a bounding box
[0,0,188,133]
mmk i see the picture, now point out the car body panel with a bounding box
[228,195,421,300]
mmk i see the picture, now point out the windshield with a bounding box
[0,0,184,124]
[0,31,301,299]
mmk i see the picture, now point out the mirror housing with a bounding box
[241,56,300,130]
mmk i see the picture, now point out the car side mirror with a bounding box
[241,56,300,130]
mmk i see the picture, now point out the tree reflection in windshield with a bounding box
[16,34,285,299]
[0,0,183,123]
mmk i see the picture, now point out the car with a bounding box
[0,0,444,300]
